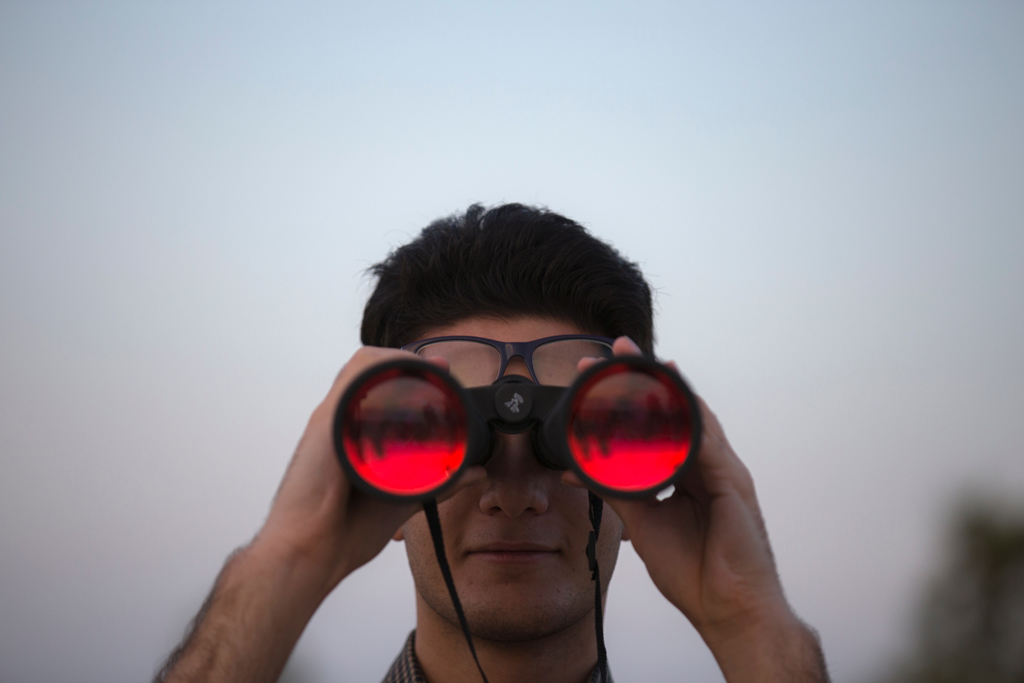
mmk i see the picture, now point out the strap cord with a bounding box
[587,490,609,682]
[423,498,490,683]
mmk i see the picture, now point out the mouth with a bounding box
[466,542,560,564]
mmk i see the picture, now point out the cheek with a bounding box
[555,488,623,564]
[400,510,459,604]
[437,481,486,530]
[402,487,479,562]
[399,512,432,566]
[597,507,624,570]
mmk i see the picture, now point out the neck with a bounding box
[413,591,598,683]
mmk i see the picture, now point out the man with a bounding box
[155,204,830,683]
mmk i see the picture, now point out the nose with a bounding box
[503,355,532,381]
[478,353,550,515]
[478,431,551,517]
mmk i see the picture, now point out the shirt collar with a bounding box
[381,631,611,683]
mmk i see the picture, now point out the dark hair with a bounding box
[360,203,655,354]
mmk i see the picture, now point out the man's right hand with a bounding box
[156,347,485,683]
[257,347,433,593]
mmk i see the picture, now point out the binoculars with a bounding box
[332,355,702,501]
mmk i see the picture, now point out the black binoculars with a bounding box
[332,355,702,501]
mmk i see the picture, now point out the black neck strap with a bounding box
[422,498,490,683]
[587,490,610,682]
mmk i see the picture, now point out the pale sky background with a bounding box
[1,2,1022,682]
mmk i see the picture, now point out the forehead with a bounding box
[419,316,585,342]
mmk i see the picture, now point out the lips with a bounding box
[466,541,560,563]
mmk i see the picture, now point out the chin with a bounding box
[455,583,594,643]
[464,599,592,643]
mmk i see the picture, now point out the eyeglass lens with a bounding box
[414,339,614,387]
[533,339,613,385]
[414,341,501,387]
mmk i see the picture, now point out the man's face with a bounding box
[395,316,625,642]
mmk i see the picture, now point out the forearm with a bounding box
[155,538,332,683]
[702,608,830,683]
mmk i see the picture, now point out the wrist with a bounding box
[700,603,829,683]
[247,528,344,607]
[158,540,331,683]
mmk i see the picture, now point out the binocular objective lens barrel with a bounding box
[340,367,469,496]
[566,364,695,493]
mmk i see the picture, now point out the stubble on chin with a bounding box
[416,577,595,643]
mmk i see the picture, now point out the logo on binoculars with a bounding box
[504,393,524,414]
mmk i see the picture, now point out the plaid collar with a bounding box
[381,632,427,683]
[381,631,611,683]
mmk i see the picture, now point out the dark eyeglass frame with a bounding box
[400,334,616,385]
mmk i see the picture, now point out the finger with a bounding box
[560,470,588,489]
[690,394,757,505]
[674,453,712,508]
[612,336,643,357]
[423,355,451,373]
[602,496,660,542]
[576,337,642,375]
[347,493,423,557]
[321,347,415,413]
[695,394,728,443]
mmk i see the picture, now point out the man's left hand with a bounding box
[570,337,829,683]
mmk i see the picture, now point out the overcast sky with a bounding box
[1,2,1022,682]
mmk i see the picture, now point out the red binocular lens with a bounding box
[333,356,701,500]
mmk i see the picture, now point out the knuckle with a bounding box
[733,460,757,501]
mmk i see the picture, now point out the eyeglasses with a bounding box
[400,334,616,387]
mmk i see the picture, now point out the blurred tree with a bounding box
[877,501,1024,683]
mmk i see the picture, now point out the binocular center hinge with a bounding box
[494,383,534,423]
